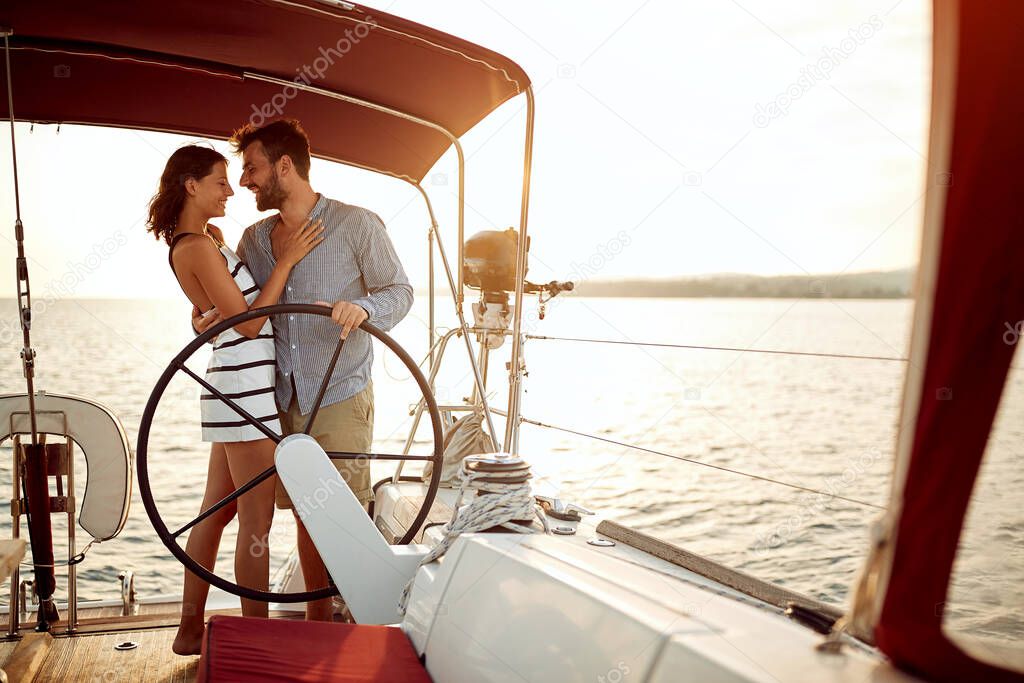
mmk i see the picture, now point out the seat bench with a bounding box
[197,615,431,682]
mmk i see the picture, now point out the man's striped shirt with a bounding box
[238,194,413,415]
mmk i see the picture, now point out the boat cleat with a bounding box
[118,570,137,616]
[535,495,594,523]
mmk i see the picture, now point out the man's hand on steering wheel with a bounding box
[317,300,369,339]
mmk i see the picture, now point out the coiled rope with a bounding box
[398,455,548,613]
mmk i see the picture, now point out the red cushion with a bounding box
[197,615,432,682]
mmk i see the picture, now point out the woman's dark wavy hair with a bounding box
[147,145,227,245]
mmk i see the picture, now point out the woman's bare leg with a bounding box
[223,438,277,618]
[173,443,237,655]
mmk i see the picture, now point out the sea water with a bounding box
[0,296,1019,647]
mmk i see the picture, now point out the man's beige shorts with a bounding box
[275,382,374,509]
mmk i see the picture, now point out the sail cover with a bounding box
[849,0,1024,680]
[0,0,530,183]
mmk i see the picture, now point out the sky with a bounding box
[0,0,931,299]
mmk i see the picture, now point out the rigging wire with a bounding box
[3,31,21,218]
[3,29,40,445]
[526,334,908,363]
[519,415,887,511]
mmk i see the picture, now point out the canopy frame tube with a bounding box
[503,86,534,454]
[411,183,500,451]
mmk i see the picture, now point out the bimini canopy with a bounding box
[0,0,530,184]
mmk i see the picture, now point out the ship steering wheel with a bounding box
[136,303,444,603]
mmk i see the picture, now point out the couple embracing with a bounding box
[145,119,412,654]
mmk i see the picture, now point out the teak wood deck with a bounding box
[1,604,303,682]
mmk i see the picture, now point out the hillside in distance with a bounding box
[568,268,913,299]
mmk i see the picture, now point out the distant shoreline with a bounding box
[564,292,911,299]
[0,293,912,302]
[564,268,914,300]
[0,269,916,302]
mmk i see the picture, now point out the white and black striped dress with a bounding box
[169,233,282,443]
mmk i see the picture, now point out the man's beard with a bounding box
[255,169,287,211]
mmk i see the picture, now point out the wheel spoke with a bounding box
[324,450,434,462]
[177,363,282,443]
[170,464,277,539]
[139,304,446,603]
[303,335,346,435]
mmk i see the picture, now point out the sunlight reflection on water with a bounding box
[0,296,1019,644]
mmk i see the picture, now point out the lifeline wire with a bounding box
[520,416,886,511]
[526,334,907,363]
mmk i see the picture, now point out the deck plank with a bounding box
[1,600,309,681]
[4,607,301,638]
[596,520,845,619]
[3,631,53,682]
[0,639,16,669]
[36,628,198,683]
[1,610,307,682]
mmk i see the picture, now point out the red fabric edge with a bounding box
[197,615,432,682]
[874,2,1024,680]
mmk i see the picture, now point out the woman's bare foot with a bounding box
[172,624,205,656]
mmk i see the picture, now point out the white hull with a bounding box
[374,481,923,683]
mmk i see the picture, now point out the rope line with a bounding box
[525,334,908,363]
[20,539,97,568]
[520,416,886,511]
[398,458,547,613]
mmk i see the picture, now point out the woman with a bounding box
[146,145,322,654]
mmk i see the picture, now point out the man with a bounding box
[195,118,413,620]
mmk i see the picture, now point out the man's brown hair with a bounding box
[231,118,311,180]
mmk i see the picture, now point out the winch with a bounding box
[462,228,574,350]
